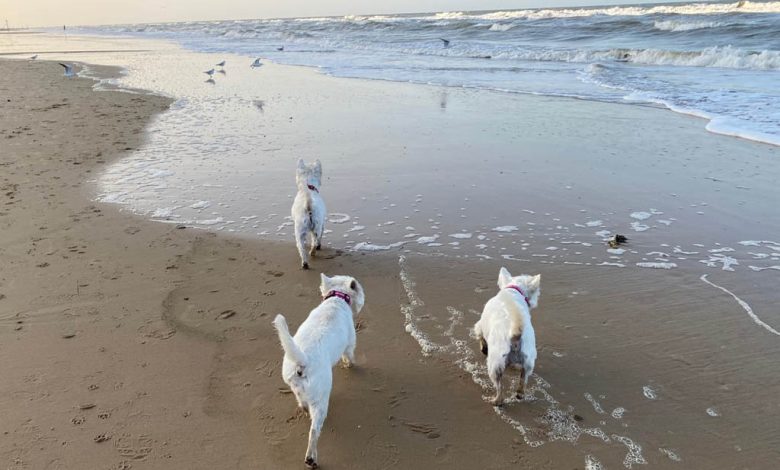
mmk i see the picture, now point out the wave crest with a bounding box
[653,19,725,31]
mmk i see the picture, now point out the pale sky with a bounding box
[1,0,695,28]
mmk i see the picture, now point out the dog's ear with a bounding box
[497,267,512,289]
[527,274,541,309]
[320,273,331,295]
[297,158,306,170]
[313,159,322,175]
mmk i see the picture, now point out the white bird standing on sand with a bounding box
[59,63,75,77]
[216,60,226,68]
[251,58,262,68]
[30,54,38,60]
[204,68,216,77]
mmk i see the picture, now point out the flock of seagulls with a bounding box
[203,54,268,84]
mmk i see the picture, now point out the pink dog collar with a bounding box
[324,290,351,306]
[307,184,319,193]
[505,285,530,307]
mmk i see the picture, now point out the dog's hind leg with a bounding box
[517,359,534,400]
[295,224,310,269]
[341,341,355,368]
[304,402,329,469]
[308,230,317,257]
[516,367,527,400]
[473,322,488,355]
[315,223,324,250]
[489,367,504,406]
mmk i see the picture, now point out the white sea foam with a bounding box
[449,233,473,239]
[636,262,677,269]
[612,434,647,469]
[749,265,780,272]
[630,222,650,232]
[630,211,652,220]
[598,262,626,268]
[492,225,519,232]
[584,393,605,414]
[654,19,724,32]
[700,274,780,336]
[700,254,738,271]
[151,207,176,218]
[398,256,445,355]
[585,455,604,470]
[659,448,682,462]
[329,213,351,224]
[706,407,720,417]
[611,407,626,419]
[346,225,366,233]
[488,23,514,32]
[352,241,406,251]
[642,386,657,400]
[416,234,440,244]
[190,200,210,209]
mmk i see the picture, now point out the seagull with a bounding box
[276,46,284,51]
[250,58,262,68]
[59,63,75,77]
[204,68,215,77]
[30,54,38,60]
[439,38,450,48]
[216,60,226,68]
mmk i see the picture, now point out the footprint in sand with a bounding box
[401,419,440,439]
[114,434,154,460]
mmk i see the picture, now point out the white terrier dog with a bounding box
[273,274,365,469]
[473,267,541,406]
[291,158,326,269]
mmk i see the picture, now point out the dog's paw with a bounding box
[304,457,318,469]
[302,262,309,270]
[316,243,321,250]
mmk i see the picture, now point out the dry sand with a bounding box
[2,58,780,470]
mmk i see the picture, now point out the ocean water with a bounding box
[77,0,780,145]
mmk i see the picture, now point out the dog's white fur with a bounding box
[273,274,365,469]
[473,267,541,406]
[291,158,326,269]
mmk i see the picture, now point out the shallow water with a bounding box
[76,1,780,145]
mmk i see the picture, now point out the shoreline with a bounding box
[2,31,779,150]
[2,53,780,470]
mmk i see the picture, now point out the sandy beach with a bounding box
[2,32,780,470]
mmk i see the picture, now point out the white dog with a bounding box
[273,274,365,469]
[473,267,541,406]
[291,159,326,269]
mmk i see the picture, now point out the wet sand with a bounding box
[1,55,780,470]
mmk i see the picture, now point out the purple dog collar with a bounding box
[505,285,530,307]
[324,290,351,306]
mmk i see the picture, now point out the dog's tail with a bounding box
[273,314,307,372]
